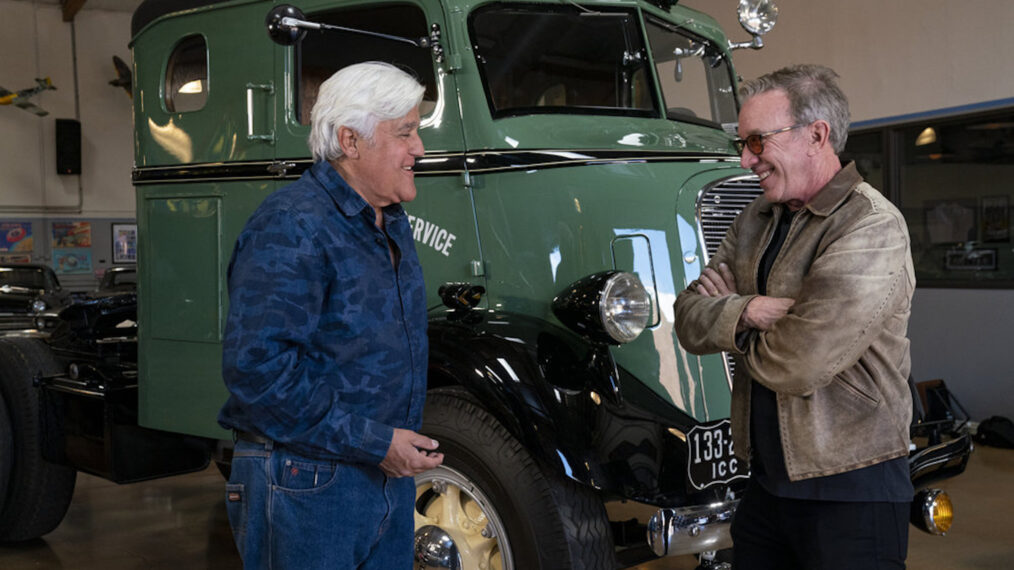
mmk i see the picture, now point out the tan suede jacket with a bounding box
[674,163,914,481]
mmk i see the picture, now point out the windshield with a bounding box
[470,4,655,118]
[645,17,738,127]
[0,267,47,290]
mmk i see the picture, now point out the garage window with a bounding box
[845,108,1014,288]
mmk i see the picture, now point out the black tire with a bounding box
[0,388,10,517]
[416,388,616,569]
[0,338,77,542]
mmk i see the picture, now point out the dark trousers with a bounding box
[731,480,909,570]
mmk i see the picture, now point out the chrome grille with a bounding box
[696,174,762,384]
[698,175,762,261]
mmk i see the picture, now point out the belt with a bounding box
[234,430,275,447]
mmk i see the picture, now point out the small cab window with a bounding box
[645,19,737,128]
[295,5,438,125]
[469,5,654,118]
[165,35,208,113]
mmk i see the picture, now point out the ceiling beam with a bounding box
[62,0,88,22]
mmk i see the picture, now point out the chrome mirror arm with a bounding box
[729,35,764,51]
[267,3,443,61]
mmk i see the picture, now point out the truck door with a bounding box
[131,1,280,438]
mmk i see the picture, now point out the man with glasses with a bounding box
[674,64,915,569]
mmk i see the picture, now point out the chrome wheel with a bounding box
[414,465,513,570]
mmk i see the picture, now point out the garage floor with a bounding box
[0,445,1011,569]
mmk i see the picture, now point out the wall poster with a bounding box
[981,195,1010,243]
[1,222,33,253]
[52,221,92,248]
[112,223,138,264]
[53,249,93,274]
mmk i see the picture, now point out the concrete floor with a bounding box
[0,445,1011,569]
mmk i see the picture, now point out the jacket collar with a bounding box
[758,161,863,219]
[803,161,863,217]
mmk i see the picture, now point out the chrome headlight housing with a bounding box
[738,0,779,36]
[911,488,953,535]
[552,271,651,345]
[31,299,47,313]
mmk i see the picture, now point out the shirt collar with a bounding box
[311,161,407,223]
[311,161,370,218]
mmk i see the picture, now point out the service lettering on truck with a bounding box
[408,214,456,256]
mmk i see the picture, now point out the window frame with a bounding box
[163,34,209,114]
[467,2,660,120]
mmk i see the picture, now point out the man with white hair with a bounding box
[218,61,443,568]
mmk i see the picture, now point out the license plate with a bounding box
[686,419,749,491]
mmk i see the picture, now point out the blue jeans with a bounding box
[225,439,414,569]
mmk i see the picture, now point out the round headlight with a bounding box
[32,299,47,313]
[552,271,652,345]
[599,272,651,343]
[911,488,953,535]
[738,0,779,36]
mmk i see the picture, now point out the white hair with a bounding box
[308,62,425,163]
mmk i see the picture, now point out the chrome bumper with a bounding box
[646,499,738,557]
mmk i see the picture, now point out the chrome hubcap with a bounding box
[414,465,512,570]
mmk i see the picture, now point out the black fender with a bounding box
[426,310,723,507]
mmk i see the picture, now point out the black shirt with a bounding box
[749,207,912,502]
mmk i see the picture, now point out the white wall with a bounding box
[1,1,134,214]
[910,289,1014,421]
[683,0,1014,420]
[684,0,1014,121]
[1,0,135,288]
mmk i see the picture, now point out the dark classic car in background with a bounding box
[0,264,73,337]
[95,265,137,295]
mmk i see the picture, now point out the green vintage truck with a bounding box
[0,0,970,567]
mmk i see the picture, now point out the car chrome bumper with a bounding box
[646,499,738,557]
[910,433,973,486]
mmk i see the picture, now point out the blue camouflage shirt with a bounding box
[218,160,428,465]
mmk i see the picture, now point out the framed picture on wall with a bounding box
[981,195,1010,242]
[925,199,977,244]
[112,223,137,264]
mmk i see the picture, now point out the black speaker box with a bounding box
[55,118,81,175]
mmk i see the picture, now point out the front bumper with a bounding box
[646,499,738,557]
[910,433,973,486]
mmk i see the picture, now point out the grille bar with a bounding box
[698,176,762,261]
[695,174,763,385]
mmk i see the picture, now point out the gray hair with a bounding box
[308,62,425,163]
[740,64,851,154]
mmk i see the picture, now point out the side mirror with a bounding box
[265,4,308,46]
[264,3,438,55]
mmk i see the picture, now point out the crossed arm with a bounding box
[695,262,795,332]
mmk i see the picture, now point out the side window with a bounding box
[469,5,654,118]
[295,5,437,125]
[165,35,208,113]
[646,19,737,127]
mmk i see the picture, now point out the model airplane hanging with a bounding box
[0,77,56,116]
[109,55,132,98]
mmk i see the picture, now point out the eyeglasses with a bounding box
[732,123,807,155]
